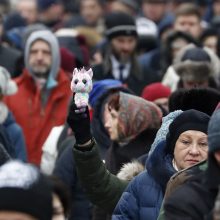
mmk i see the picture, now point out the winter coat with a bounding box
[157,160,208,220]
[3,111,27,161]
[73,143,129,213]
[0,45,22,78]
[0,124,15,158]
[164,154,219,220]
[105,128,158,175]
[0,143,10,165]
[73,111,182,217]
[40,125,65,174]
[53,143,92,220]
[92,49,160,95]
[138,48,163,82]
[112,140,176,220]
[4,69,72,165]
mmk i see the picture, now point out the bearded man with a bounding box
[4,30,71,165]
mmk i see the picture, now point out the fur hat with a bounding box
[0,160,53,220]
[166,109,210,154]
[105,12,137,40]
[208,106,220,153]
[168,88,220,116]
[174,45,213,83]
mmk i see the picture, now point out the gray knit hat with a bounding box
[208,108,220,153]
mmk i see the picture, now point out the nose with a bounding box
[121,42,131,51]
[104,118,110,129]
[189,143,200,156]
[36,51,44,60]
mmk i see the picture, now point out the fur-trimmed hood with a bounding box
[117,160,145,181]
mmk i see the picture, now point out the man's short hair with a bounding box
[175,3,201,21]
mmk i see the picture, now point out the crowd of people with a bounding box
[1,0,220,219]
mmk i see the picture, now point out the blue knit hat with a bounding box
[208,106,220,153]
[89,79,123,108]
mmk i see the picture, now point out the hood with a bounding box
[117,160,145,181]
[148,110,183,156]
[24,30,60,90]
[147,140,176,192]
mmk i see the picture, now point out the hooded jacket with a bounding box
[5,30,72,165]
[72,110,181,215]
[112,140,176,220]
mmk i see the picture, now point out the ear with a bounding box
[87,68,93,78]
[73,68,78,76]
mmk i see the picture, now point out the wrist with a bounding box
[77,139,92,147]
[74,137,95,151]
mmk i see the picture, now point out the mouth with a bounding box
[186,160,199,164]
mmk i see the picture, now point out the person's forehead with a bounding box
[30,39,50,49]
[111,35,137,41]
[179,130,207,137]
[175,14,200,21]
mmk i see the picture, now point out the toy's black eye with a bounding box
[82,79,87,84]
[74,79,79,84]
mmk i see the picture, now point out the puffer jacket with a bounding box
[112,140,176,220]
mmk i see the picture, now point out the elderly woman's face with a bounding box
[174,130,208,170]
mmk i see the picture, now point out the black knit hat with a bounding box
[166,109,210,154]
[105,12,137,40]
[0,160,53,220]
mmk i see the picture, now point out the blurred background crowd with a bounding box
[1,0,220,219]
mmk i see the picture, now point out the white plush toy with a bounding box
[70,67,93,108]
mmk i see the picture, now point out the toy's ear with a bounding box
[73,68,78,76]
[87,68,93,78]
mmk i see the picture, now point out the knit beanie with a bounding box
[141,82,171,102]
[0,160,53,220]
[208,107,220,153]
[166,109,210,154]
[105,12,137,40]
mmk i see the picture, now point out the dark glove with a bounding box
[67,95,92,145]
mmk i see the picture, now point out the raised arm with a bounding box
[67,95,128,213]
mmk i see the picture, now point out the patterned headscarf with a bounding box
[116,92,162,143]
